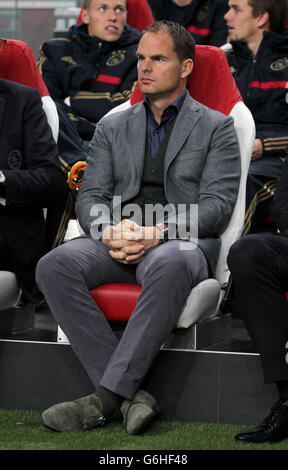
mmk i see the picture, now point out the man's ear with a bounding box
[181,59,193,79]
[81,8,90,25]
[256,11,269,29]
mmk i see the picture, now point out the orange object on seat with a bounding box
[67,161,87,193]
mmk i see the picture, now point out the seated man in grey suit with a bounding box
[36,20,241,435]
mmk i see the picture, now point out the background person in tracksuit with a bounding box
[38,0,140,174]
[223,0,288,234]
[147,0,229,46]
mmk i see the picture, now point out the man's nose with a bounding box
[141,59,152,71]
[224,9,232,22]
[107,8,117,21]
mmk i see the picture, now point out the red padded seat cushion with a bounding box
[90,283,142,321]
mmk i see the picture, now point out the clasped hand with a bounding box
[101,219,163,264]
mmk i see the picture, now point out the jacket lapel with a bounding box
[126,95,201,180]
[127,102,147,180]
[164,94,201,173]
[0,80,7,134]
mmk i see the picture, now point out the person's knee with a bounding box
[228,235,268,277]
[146,246,184,274]
[36,252,54,292]
[143,243,205,283]
[36,247,70,291]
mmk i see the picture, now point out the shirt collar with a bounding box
[143,89,187,118]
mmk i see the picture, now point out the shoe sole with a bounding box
[42,414,63,432]
[41,413,88,432]
[235,431,288,444]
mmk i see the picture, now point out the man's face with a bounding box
[136,31,192,101]
[224,0,260,42]
[82,0,127,42]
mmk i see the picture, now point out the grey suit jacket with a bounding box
[76,93,241,274]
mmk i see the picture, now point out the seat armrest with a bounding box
[176,278,221,328]
[0,271,20,310]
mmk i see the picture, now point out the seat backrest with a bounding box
[130,45,255,286]
[76,0,154,30]
[0,38,59,142]
[131,45,241,114]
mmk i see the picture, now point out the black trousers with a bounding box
[0,230,12,270]
[228,233,288,383]
[56,101,91,168]
[244,175,278,234]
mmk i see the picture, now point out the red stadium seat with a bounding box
[0,38,48,96]
[85,46,255,334]
[130,45,241,115]
[76,0,154,30]
[91,283,141,321]
[60,45,255,345]
[0,38,58,142]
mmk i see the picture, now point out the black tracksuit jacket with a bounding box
[148,0,228,46]
[39,23,141,140]
[225,29,288,175]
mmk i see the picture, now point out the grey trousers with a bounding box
[36,236,209,399]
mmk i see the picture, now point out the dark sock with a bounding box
[95,385,123,416]
[276,381,288,400]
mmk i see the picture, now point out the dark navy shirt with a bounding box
[143,90,187,158]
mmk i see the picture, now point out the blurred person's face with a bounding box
[82,0,127,42]
[224,0,261,42]
[172,0,193,5]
